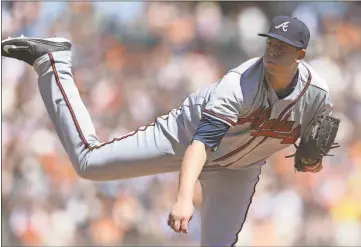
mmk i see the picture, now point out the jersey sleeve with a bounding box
[192,114,230,152]
[311,91,333,120]
[317,93,333,117]
[302,91,334,137]
[202,72,243,127]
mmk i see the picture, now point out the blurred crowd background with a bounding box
[2,1,361,246]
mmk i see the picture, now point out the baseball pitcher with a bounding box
[2,16,339,246]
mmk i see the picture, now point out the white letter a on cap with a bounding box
[275,22,290,32]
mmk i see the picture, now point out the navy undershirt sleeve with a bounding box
[192,114,230,152]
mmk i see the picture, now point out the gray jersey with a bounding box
[176,57,332,169]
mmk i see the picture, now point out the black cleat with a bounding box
[1,35,72,66]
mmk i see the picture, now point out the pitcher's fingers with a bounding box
[181,218,189,234]
[306,164,321,173]
[312,164,323,173]
[173,219,181,232]
[305,162,320,172]
[167,216,173,227]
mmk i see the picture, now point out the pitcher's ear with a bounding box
[296,49,306,63]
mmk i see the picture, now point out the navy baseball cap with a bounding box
[258,16,310,49]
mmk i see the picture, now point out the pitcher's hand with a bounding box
[168,199,194,234]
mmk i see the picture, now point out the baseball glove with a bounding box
[286,115,340,172]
